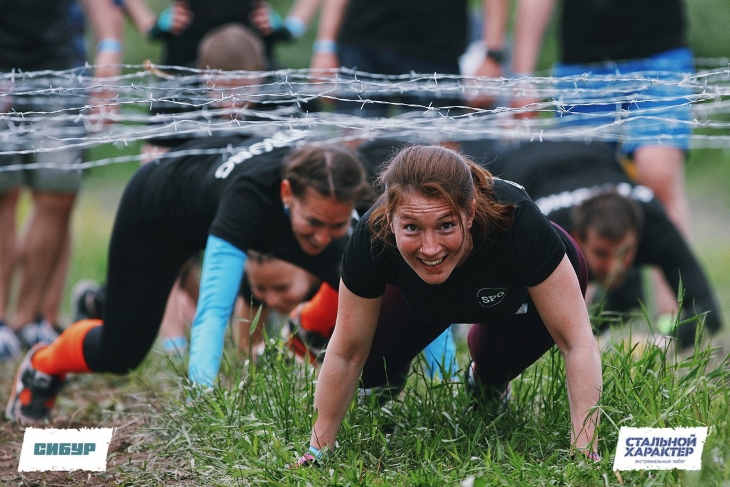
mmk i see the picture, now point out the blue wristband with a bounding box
[308,445,323,460]
[96,38,122,53]
[157,7,174,32]
[313,40,337,54]
[284,16,306,38]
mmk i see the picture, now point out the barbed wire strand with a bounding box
[1,64,729,172]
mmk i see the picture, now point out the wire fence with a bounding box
[1,62,729,171]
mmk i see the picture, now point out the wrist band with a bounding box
[96,38,122,53]
[284,16,306,38]
[308,445,323,460]
[313,40,337,54]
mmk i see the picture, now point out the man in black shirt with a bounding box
[483,140,722,349]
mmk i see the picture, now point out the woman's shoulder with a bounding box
[491,178,532,204]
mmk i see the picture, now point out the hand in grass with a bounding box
[286,445,325,469]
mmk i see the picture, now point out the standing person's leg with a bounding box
[633,147,689,236]
[10,190,75,335]
[0,188,20,321]
[8,136,85,346]
[0,120,25,359]
[40,231,73,327]
[0,188,21,360]
[622,48,694,238]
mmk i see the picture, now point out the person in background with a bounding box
[72,21,270,347]
[492,0,693,238]
[250,0,323,46]
[293,145,601,466]
[6,138,371,424]
[309,0,508,114]
[0,0,124,360]
[480,140,722,349]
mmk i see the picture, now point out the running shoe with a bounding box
[0,321,21,361]
[17,317,60,349]
[5,343,66,424]
[71,279,105,322]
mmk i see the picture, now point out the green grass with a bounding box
[13,3,727,485]
[93,323,729,486]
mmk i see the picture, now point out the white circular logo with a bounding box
[477,288,507,308]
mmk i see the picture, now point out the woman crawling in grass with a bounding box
[298,145,602,464]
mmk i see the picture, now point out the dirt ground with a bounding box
[0,371,166,486]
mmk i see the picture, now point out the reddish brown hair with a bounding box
[368,145,514,247]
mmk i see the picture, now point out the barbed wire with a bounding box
[1,63,729,171]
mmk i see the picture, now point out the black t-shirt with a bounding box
[560,0,686,64]
[0,0,74,71]
[137,131,344,289]
[491,141,721,333]
[342,179,568,324]
[161,0,273,68]
[338,0,469,64]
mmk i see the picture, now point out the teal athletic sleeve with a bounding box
[188,235,247,386]
[422,325,459,380]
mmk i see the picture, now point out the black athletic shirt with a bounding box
[138,131,345,290]
[560,0,686,64]
[0,0,74,71]
[161,0,273,68]
[489,141,721,334]
[342,179,570,325]
[338,0,469,64]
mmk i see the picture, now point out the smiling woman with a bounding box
[5,136,371,425]
[298,144,603,466]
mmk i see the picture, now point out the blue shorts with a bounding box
[551,48,694,155]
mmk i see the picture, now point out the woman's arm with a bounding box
[528,255,602,455]
[309,280,381,450]
[310,0,348,71]
[188,235,247,386]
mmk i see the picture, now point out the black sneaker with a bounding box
[17,317,60,349]
[71,279,105,322]
[6,343,66,424]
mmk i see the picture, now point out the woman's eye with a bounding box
[441,222,455,230]
[405,224,418,232]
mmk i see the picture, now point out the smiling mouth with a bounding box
[420,257,444,267]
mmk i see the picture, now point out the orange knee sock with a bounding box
[31,319,102,376]
[299,282,339,338]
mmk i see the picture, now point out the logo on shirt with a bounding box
[477,287,507,308]
[535,182,654,217]
[214,130,310,179]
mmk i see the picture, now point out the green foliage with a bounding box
[113,322,730,486]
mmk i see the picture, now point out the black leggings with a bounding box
[83,164,201,373]
[361,224,588,389]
